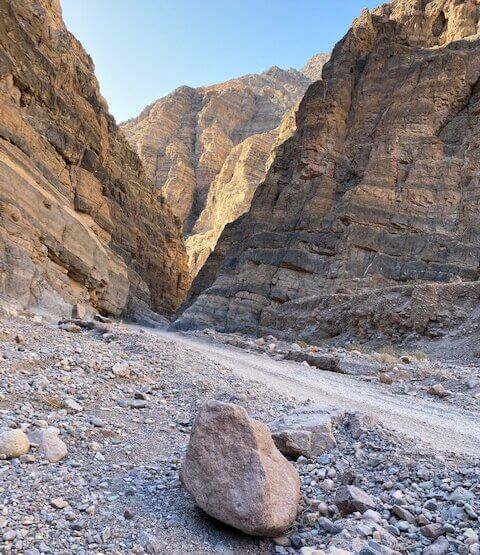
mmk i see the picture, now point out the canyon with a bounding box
[175,0,480,346]
[0,0,189,322]
[1,1,480,555]
[122,56,329,275]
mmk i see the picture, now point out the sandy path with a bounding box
[150,329,480,457]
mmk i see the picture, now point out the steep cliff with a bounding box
[174,0,480,341]
[0,0,190,319]
[122,58,328,274]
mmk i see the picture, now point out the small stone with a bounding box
[3,530,16,541]
[318,516,342,534]
[59,323,82,333]
[380,373,394,385]
[420,523,444,539]
[335,485,376,515]
[428,384,449,398]
[392,504,416,523]
[363,509,382,523]
[273,536,290,547]
[0,429,30,458]
[130,399,148,409]
[63,398,83,413]
[50,497,68,509]
[89,416,104,427]
[349,412,379,439]
[423,536,449,555]
[269,405,343,458]
[70,519,85,531]
[34,427,68,463]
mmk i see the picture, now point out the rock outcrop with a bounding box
[122,58,328,275]
[174,0,480,341]
[0,0,190,320]
[301,53,331,81]
[181,400,301,536]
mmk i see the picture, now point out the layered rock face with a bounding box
[0,0,189,319]
[175,0,480,341]
[122,60,327,275]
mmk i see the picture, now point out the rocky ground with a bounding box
[0,314,478,554]
[188,329,480,412]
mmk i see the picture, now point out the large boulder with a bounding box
[269,406,344,458]
[181,400,301,536]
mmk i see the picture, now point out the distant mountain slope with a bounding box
[301,53,330,81]
[122,55,328,275]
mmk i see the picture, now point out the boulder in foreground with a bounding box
[181,400,301,536]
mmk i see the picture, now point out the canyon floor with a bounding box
[0,314,479,555]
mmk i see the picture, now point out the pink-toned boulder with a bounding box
[31,427,68,463]
[181,400,301,536]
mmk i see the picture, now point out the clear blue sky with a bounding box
[61,0,380,123]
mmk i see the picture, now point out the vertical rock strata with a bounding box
[0,0,190,319]
[122,61,328,274]
[175,0,480,339]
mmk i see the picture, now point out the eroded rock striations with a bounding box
[122,59,328,275]
[175,0,480,341]
[0,0,189,320]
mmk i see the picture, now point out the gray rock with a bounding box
[349,412,379,439]
[269,405,343,458]
[335,485,376,515]
[422,537,450,555]
[32,427,68,463]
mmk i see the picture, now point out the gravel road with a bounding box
[154,329,480,458]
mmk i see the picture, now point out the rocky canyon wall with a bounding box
[122,60,328,275]
[174,0,480,342]
[0,0,190,320]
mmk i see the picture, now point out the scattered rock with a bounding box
[34,427,68,463]
[349,413,379,439]
[269,406,343,458]
[335,486,376,515]
[0,429,30,458]
[285,351,342,373]
[59,323,82,334]
[428,384,449,398]
[181,400,301,536]
[423,536,450,555]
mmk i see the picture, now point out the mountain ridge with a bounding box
[122,53,329,275]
